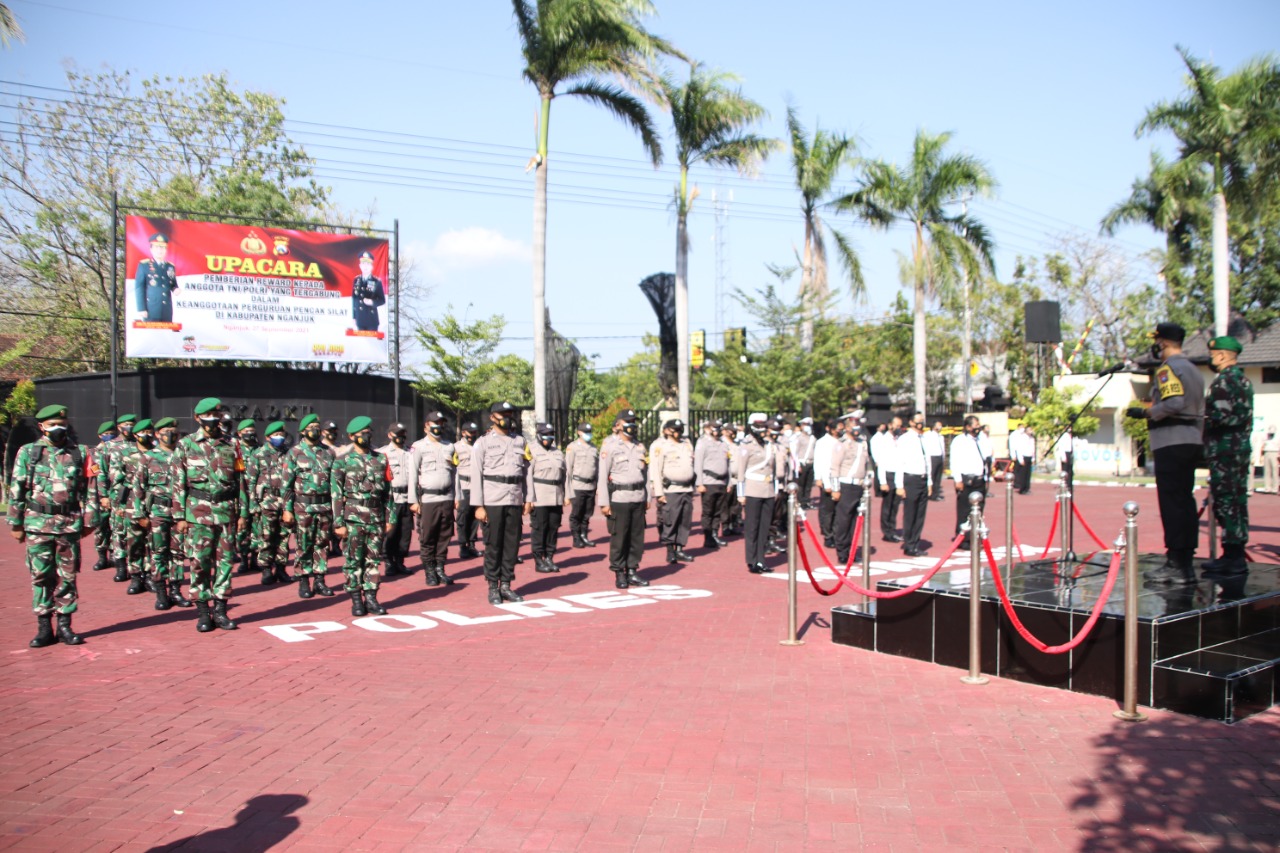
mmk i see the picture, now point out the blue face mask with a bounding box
[269,435,287,448]
[99,433,114,442]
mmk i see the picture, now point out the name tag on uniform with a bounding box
[1156,365,1184,399]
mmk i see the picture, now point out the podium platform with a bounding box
[831,554,1280,723]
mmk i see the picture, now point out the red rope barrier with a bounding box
[1011,526,1027,563]
[1071,502,1109,549]
[796,517,968,599]
[1039,504,1059,557]
[981,538,1123,654]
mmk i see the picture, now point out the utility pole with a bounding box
[961,197,973,412]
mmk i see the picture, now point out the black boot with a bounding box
[312,576,336,597]
[459,544,480,560]
[113,562,129,582]
[273,562,293,584]
[1146,554,1196,585]
[1204,544,1248,577]
[154,579,171,611]
[261,564,277,585]
[713,534,727,547]
[499,581,523,602]
[436,563,454,586]
[423,563,441,587]
[749,563,766,574]
[237,552,253,574]
[126,575,145,595]
[535,555,555,574]
[350,590,367,617]
[580,534,595,547]
[546,556,559,573]
[298,575,314,599]
[667,545,678,564]
[29,615,56,648]
[626,570,650,587]
[673,548,694,563]
[144,575,158,594]
[704,535,719,550]
[55,614,84,646]
[169,580,192,608]
[487,580,502,605]
[211,599,237,630]
[614,569,628,589]
[364,589,387,615]
[92,554,110,571]
[194,600,215,632]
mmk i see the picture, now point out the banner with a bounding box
[124,216,391,363]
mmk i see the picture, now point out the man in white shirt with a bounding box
[923,422,946,501]
[1009,424,1035,495]
[871,418,902,542]
[950,416,987,548]
[812,418,841,547]
[793,417,817,509]
[894,414,932,556]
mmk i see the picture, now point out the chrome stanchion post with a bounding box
[1114,501,1147,722]
[1058,472,1072,563]
[961,492,989,685]
[780,482,804,647]
[1005,474,1015,577]
[860,472,873,610]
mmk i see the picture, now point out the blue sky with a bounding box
[3,0,1278,371]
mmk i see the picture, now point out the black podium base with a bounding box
[831,554,1280,723]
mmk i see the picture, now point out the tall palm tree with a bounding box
[836,129,996,415]
[0,3,24,47]
[513,0,680,421]
[663,63,773,422]
[785,107,863,354]
[1133,46,1280,336]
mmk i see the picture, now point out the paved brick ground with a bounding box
[1,483,1277,851]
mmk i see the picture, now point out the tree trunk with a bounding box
[675,201,690,425]
[531,96,551,421]
[914,277,927,416]
[1212,189,1229,337]
[962,271,972,410]
[799,218,814,352]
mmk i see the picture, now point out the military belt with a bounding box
[483,474,522,485]
[701,471,728,481]
[1150,416,1200,429]
[298,492,328,503]
[572,475,595,483]
[608,480,644,492]
[29,501,81,516]
[391,486,409,494]
[662,477,695,488]
[457,475,471,482]
[189,487,237,502]
[533,477,562,486]
[420,487,451,496]
[349,497,384,508]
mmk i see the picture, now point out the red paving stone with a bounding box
[1,483,1278,851]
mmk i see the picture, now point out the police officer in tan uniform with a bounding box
[409,412,456,587]
[736,413,787,574]
[828,412,870,567]
[598,410,649,589]
[378,423,413,576]
[694,420,731,550]
[471,402,530,605]
[526,423,567,573]
[564,422,598,548]
[453,421,481,559]
[651,418,696,564]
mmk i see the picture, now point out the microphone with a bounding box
[1096,361,1130,377]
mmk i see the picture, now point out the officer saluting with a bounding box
[352,250,385,332]
[135,233,178,323]
[471,402,530,605]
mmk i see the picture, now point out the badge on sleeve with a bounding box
[1155,365,1184,400]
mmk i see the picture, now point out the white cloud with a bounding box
[404,227,530,282]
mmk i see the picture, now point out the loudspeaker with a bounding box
[862,384,893,427]
[1024,301,1061,343]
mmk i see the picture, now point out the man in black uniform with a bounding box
[351,250,385,332]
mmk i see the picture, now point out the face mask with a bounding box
[1150,343,1163,360]
[268,435,287,448]
[354,433,371,448]
[461,433,476,444]
[392,435,406,446]
[137,434,156,448]
[44,425,68,443]
[240,434,259,448]
[99,433,114,443]
[429,425,443,436]
[540,437,555,448]
[303,427,321,442]
[802,425,812,435]
[119,428,133,441]
[580,432,592,442]
[199,417,222,436]
[622,423,638,437]
[749,425,765,440]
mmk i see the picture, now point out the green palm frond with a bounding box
[563,79,663,165]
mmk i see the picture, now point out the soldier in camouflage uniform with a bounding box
[113,418,156,597]
[172,398,247,632]
[1202,336,1254,576]
[131,417,192,611]
[282,413,338,599]
[251,421,293,585]
[98,412,137,582]
[8,404,98,647]
[234,419,261,575]
[332,416,394,616]
[90,420,117,570]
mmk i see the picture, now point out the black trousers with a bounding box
[743,496,775,568]
[481,504,522,582]
[726,494,742,530]
[833,485,864,565]
[1014,458,1032,493]
[901,473,928,551]
[1154,443,1201,557]
[700,485,728,538]
[658,491,692,546]
[929,456,944,498]
[880,473,901,537]
[569,490,595,539]
[797,463,815,506]
[456,485,478,546]
[608,501,645,571]
[954,475,986,538]
[417,500,455,566]
[383,501,414,566]
[769,488,787,536]
[530,505,563,557]
[818,488,837,541]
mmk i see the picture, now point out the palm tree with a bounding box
[836,129,996,415]
[1132,46,1280,336]
[662,63,773,422]
[0,3,24,47]
[785,107,863,355]
[512,0,680,421]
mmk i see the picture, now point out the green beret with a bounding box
[154,417,177,430]
[133,418,153,433]
[97,420,116,434]
[347,415,372,434]
[237,418,256,432]
[299,413,319,430]
[1208,335,1243,354]
[35,404,67,421]
[193,398,221,415]
[116,413,137,425]
[264,420,285,437]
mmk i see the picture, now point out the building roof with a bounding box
[1133,320,1278,369]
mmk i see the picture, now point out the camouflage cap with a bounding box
[299,414,319,429]
[264,420,285,436]
[193,398,221,415]
[1207,335,1243,353]
[237,418,256,432]
[133,418,153,433]
[116,413,138,425]
[97,420,116,434]
[36,404,67,421]
[347,415,372,434]
[154,417,177,430]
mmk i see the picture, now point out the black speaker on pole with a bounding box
[1024,301,1062,343]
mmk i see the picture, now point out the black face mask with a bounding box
[429,425,443,437]
[198,417,222,437]
[240,434,259,448]
[540,437,555,448]
[622,423,638,437]
[302,427,321,443]
[137,434,156,449]
[43,425,68,443]
[1150,343,1164,360]
[353,434,372,448]
[158,431,177,447]
[392,435,406,446]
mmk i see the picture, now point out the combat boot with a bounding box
[273,562,292,584]
[298,575,314,599]
[535,555,555,574]
[1145,554,1196,585]
[459,544,480,560]
[92,554,110,571]
[580,535,595,548]
[350,590,366,617]
[211,599,237,630]
[364,589,387,615]
[144,575,158,594]
[436,563,454,586]
[113,561,128,582]
[169,580,192,608]
[237,551,253,574]
[312,575,336,597]
[423,563,440,587]
[126,574,145,595]
[55,614,83,645]
[498,581,524,603]
[614,569,628,589]
[29,615,56,648]
[261,564,277,585]
[545,557,559,573]
[704,534,719,550]
[626,570,650,588]
[154,580,171,611]
[1204,544,1248,577]
[713,534,727,547]
[194,600,215,632]
[667,545,678,564]
[487,580,502,605]
[673,547,694,563]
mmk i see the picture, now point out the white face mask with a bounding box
[801,425,811,435]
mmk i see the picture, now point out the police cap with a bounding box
[615,409,637,424]
[424,411,446,423]
[461,421,480,433]
[536,422,555,437]
[663,419,685,432]
[193,398,221,416]
[347,415,372,435]
[389,422,407,435]
[490,401,514,413]
[1207,335,1243,353]
[36,404,67,421]
[322,420,338,431]
[1151,322,1186,343]
[577,422,593,433]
